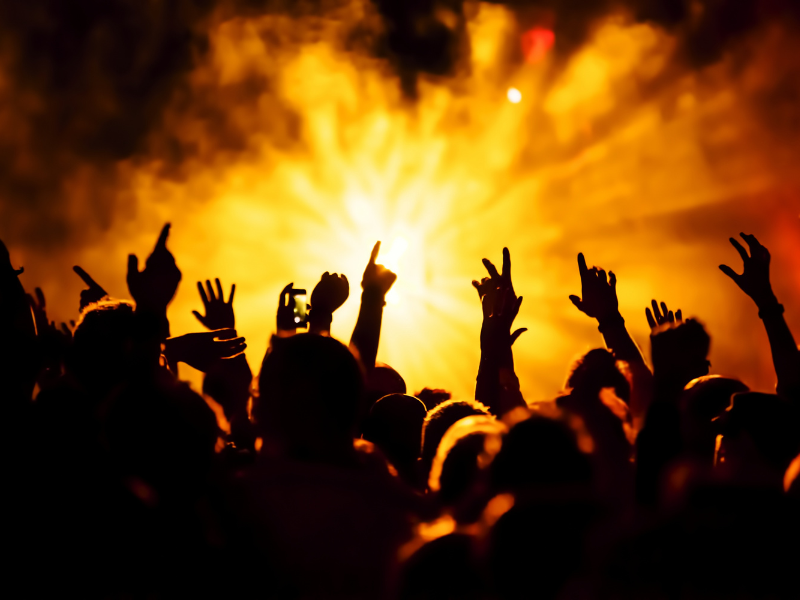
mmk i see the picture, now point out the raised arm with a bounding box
[569,252,652,428]
[350,242,396,371]
[126,223,182,341]
[473,248,527,415]
[720,233,800,399]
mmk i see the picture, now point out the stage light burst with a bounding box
[59,3,799,402]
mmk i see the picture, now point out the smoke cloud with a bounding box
[2,0,799,249]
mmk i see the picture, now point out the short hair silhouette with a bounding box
[421,399,492,480]
[566,348,630,403]
[255,334,364,456]
[69,299,137,392]
[651,318,711,382]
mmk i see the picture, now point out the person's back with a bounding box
[221,334,416,598]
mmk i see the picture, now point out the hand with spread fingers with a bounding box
[481,286,527,352]
[361,241,397,296]
[569,252,619,322]
[163,328,246,373]
[193,278,236,330]
[646,300,683,331]
[127,223,182,312]
[719,233,778,309]
[73,266,108,311]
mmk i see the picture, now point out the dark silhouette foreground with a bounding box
[2,228,799,598]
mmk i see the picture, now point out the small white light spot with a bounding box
[507,87,522,104]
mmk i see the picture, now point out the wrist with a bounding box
[308,310,333,328]
[597,311,624,332]
[361,287,386,306]
[757,301,784,320]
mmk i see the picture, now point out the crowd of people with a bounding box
[1,224,799,599]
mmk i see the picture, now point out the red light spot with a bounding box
[521,28,555,64]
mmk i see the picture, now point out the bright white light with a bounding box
[382,236,408,272]
[382,236,409,304]
[507,87,522,104]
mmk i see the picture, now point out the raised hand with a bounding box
[193,278,235,330]
[127,223,182,312]
[73,266,108,311]
[276,283,306,333]
[481,286,527,351]
[645,300,683,330]
[472,247,515,300]
[569,253,619,322]
[163,328,246,373]
[719,233,778,308]
[361,242,397,296]
[311,272,349,315]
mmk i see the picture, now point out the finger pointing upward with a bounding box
[370,241,381,265]
[155,223,171,252]
[502,247,511,280]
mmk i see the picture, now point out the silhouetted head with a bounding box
[716,392,800,483]
[428,415,506,509]
[421,399,492,481]
[69,299,139,393]
[680,375,749,460]
[361,393,427,483]
[651,318,711,385]
[491,415,592,494]
[105,376,219,496]
[363,362,406,413]
[255,334,363,460]
[566,348,630,403]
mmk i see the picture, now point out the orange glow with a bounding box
[521,27,555,64]
[19,5,800,404]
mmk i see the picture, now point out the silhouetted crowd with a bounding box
[2,226,799,599]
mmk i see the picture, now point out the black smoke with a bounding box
[1,0,799,249]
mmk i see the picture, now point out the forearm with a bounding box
[598,314,653,427]
[476,333,525,415]
[758,303,800,399]
[349,288,385,370]
[476,353,500,412]
[599,313,649,371]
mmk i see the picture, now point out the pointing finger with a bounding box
[502,247,511,280]
[577,253,589,278]
[73,266,105,292]
[155,223,171,252]
[646,308,656,329]
[228,283,236,304]
[369,241,381,265]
